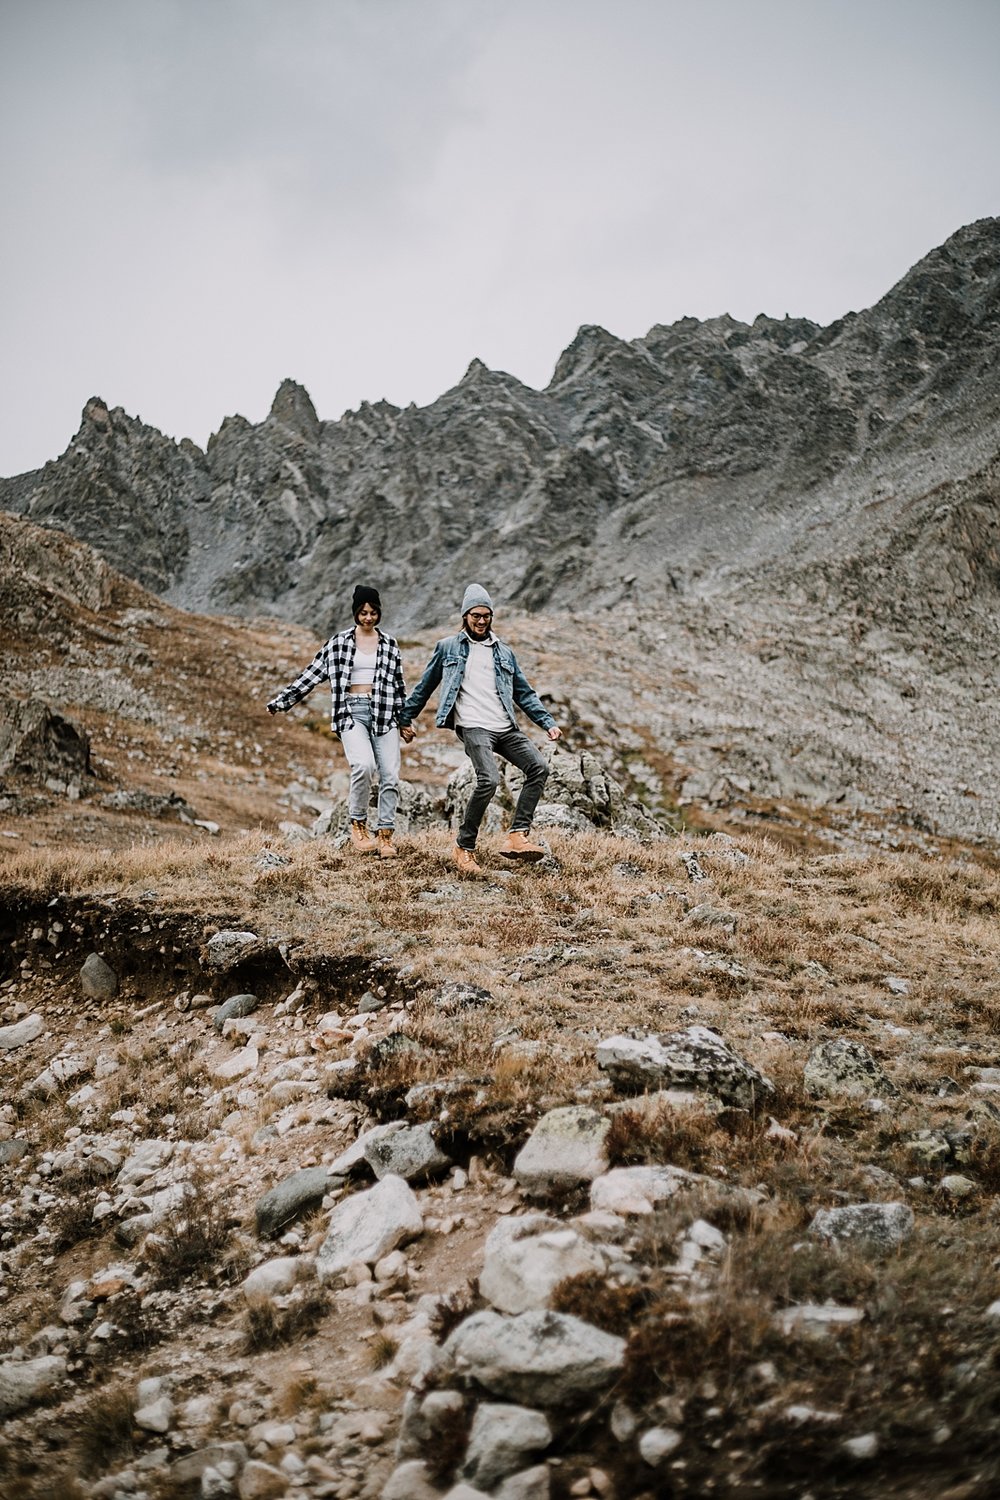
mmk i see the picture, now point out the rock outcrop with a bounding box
[2,221,997,639]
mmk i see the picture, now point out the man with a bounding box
[400,584,561,873]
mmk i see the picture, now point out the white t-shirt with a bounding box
[454,640,513,731]
[351,645,377,686]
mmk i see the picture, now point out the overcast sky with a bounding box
[1,0,998,477]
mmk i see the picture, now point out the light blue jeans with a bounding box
[339,696,400,830]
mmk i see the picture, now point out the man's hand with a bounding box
[400,724,416,743]
[547,725,562,741]
[267,703,279,716]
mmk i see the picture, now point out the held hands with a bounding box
[400,724,416,743]
[547,725,562,741]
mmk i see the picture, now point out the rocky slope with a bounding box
[1,826,1000,1500]
[2,504,1000,851]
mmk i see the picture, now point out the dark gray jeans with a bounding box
[456,727,549,849]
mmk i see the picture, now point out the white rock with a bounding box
[381,1460,441,1500]
[686,1219,726,1254]
[843,1433,879,1459]
[480,1215,607,1314]
[326,1122,404,1177]
[205,930,260,969]
[808,1202,914,1254]
[462,1402,552,1489]
[0,1355,66,1416]
[211,1045,259,1083]
[590,1164,703,1216]
[243,1257,312,1298]
[374,1249,408,1284]
[785,1404,840,1425]
[986,1299,1000,1319]
[773,1304,865,1338]
[513,1106,610,1196]
[444,1309,625,1406]
[135,1394,174,1433]
[316,1174,423,1282]
[639,1426,682,1465]
[0,1013,44,1051]
[494,1468,551,1500]
[116,1138,174,1188]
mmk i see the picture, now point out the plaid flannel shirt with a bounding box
[268,628,406,736]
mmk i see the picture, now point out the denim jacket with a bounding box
[401,633,556,732]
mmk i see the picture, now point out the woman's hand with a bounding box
[400,724,416,743]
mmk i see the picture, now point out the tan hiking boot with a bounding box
[377,829,398,859]
[452,843,483,876]
[500,829,547,861]
[350,819,377,854]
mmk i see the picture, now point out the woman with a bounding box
[267,585,406,857]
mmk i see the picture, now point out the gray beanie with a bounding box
[461,583,493,615]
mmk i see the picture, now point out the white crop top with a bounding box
[351,646,377,686]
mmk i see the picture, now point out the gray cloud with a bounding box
[1,0,998,476]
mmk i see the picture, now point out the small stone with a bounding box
[639,1426,682,1465]
[843,1433,879,1460]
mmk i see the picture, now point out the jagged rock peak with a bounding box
[461,357,491,383]
[268,378,319,438]
[83,396,111,427]
[548,325,625,387]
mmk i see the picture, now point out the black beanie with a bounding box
[352,585,382,621]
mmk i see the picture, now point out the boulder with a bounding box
[590,1164,705,1216]
[462,1402,552,1489]
[327,1122,405,1178]
[116,1138,174,1189]
[204,930,261,970]
[0,1354,66,1417]
[639,1427,683,1465]
[808,1202,914,1254]
[0,695,91,785]
[80,953,118,999]
[364,1124,451,1184]
[513,1106,610,1196]
[210,1045,259,1083]
[495,1467,551,1500]
[243,1256,313,1298]
[444,1309,625,1406]
[479,1215,607,1314]
[214,993,261,1031]
[0,1013,44,1051]
[381,1461,441,1500]
[256,1167,332,1238]
[804,1039,895,1100]
[316,1174,423,1282]
[597,1025,773,1108]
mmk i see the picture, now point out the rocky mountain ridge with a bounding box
[2,219,998,637]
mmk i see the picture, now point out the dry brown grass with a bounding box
[242,1288,331,1352]
[4,824,1000,1495]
